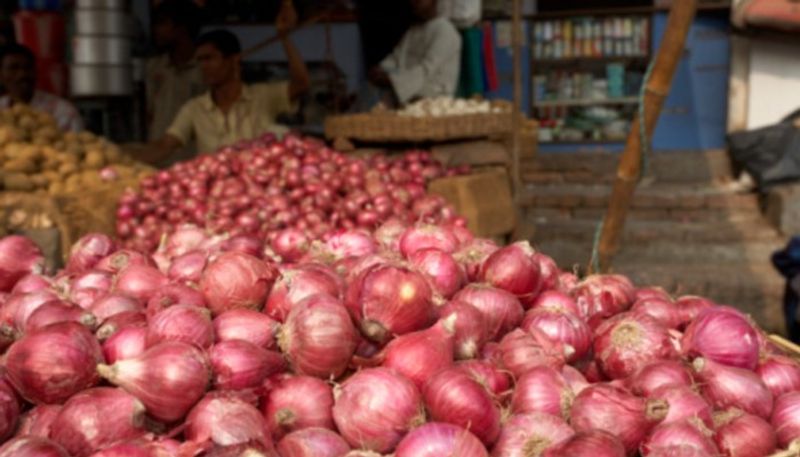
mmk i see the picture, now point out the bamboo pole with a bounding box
[590,0,698,274]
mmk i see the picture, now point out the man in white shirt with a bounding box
[0,43,83,131]
[368,0,461,106]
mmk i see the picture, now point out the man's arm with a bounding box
[122,134,182,166]
[276,0,310,101]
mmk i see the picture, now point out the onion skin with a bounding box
[97,341,210,422]
[452,284,524,341]
[399,224,459,257]
[114,265,168,303]
[0,235,44,292]
[89,294,142,323]
[772,391,800,448]
[24,300,97,332]
[522,307,592,363]
[674,296,715,328]
[168,250,208,283]
[543,430,626,457]
[146,304,214,349]
[394,422,488,457]
[213,309,279,349]
[100,326,148,364]
[640,421,718,456]
[681,306,759,370]
[6,322,103,404]
[382,317,455,389]
[210,340,286,391]
[530,290,581,316]
[16,404,61,438]
[279,294,358,379]
[626,360,694,397]
[409,248,465,299]
[511,366,574,420]
[271,229,310,263]
[48,387,146,457]
[648,384,713,429]
[65,234,116,274]
[593,312,677,380]
[692,357,773,420]
[422,366,501,446]
[458,359,512,400]
[573,274,636,320]
[438,300,488,360]
[756,354,800,397]
[492,412,574,457]
[95,310,147,341]
[0,437,69,457]
[332,367,425,453]
[265,264,342,323]
[479,241,541,304]
[184,392,273,451]
[276,427,351,457]
[263,375,336,440]
[715,409,777,457]
[498,328,569,379]
[0,377,19,442]
[631,297,682,330]
[200,252,278,316]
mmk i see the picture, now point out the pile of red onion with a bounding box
[115,133,468,252]
[1,218,799,457]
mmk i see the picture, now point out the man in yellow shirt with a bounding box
[139,0,309,163]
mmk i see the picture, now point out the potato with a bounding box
[3,173,35,191]
[48,181,65,195]
[4,158,37,173]
[83,149,105,169]
[30,174,48,188]
[58,162,78,176]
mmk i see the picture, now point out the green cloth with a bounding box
[458,27,484,98]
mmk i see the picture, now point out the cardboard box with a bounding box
[429,167,516,237]
[431,140,509,167]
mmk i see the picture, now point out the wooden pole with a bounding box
[510,0,523,237]
[590,0,698,274]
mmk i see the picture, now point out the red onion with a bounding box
[10,273,51,294]
[49,387,146,457]
[692,357,773,419]
[25,300,96,332]
[210,340,286,390]
[161,224,208,257]
[97,341,210,422]
[102,326,147,364]
[631,297,682,330]
[347,264,435,343]
[437,300,486,359]
[492,412,574,457]
[409,248,465,299]
[454,238,499,281]
[593,312,677,379]
[213,309,279,349]
[17,404,61,437]
[343,452,383,457]
[756,354,800,397]
[86,440,181,457]
[222,235,263,257]
[146,304,213,348]
[511,366,574,420]
[184,392,273,452]
[627,360,693,397]
[200,252,277,316]
[532,252,560,292]
[271,229,311,263]
[557,272,579,294]
[543,430,626,457]
[114,265,168,303]
[6,322,102,404]
[279,294,358,379]
[562,365,590,394]
[263,375,335,440]
[65,234,116,274]
[452,284,523,341]
[276,428,351,457]
[772,391,800,448]
[422,366,501,446]
[498,328,570,378]
[265,264,342,322]
[458,359,512,400]
[573,274,636,319]
[674,295,715,328]
[479,241,541,304]
[570,383,668,454]
[332,367,425,453]
[0,378,18,442]
[2,289,59,331]
[530,290,581,315]
[89,294,142,322]
[95,311,147,341]
[394,423,488,457]
[715,409,777,457]
[640,421,718,456]
[168,250,208,283]
[0,236,44,292]
[682,306,759,370]
[374,219,408,251]
[95,250,154,274]
[69,288,105,311]
[324,230,377,259]
[382,316,455,389]
[521,308,592,363]
[0,437,69,457]
[70,270,113,293]
[649,384,712,429]
[399,224,459,257]
[145,282,206,318]
[636,287,671,302]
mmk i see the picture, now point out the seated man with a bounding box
[368,0,461,107]
[0,43,83,131]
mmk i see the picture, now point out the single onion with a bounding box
[521,307,591,363]
[16,404,60,437]
[200,252,277,316]
[263,375,335,440]
[543,430,625,457]
[562,365,590,395]
[511,366,574,420]
[454,238,499,281]
[0,437,69,457]
[532,252,560,293]
[332,367,425,453]
[6,322,102,404]
[48,387,146,457]
[756,354,800,397]
[631,297,682,330]
[452,284,524,341]
[222,235,263,257]
[627,360,694,397]
[346,264,434,344]
[715,409,777,457]
[0,236,44,292]
[492,412,574,457]
[423,366,501,446]
[279,294,358,379]
[593,312,676,379]
[399,224,459,257]
[276,427,351,457]
[681,306,759,370]
[70,270,113,293]
[95,250,154,274]
[114,265,168,303]
[24,300,96,332]
[479,241,541,304]
[65,234,116,274]
[674,296,715,328]
[374,219,409,251]
[2,289,59,331]
[458,359,512,400]
[498,328,570,379]
[213,309,279,349]
[635,287,671,302]
[382,316,455,389]
[572,274,636,320]
[94,311,147,341]
[640,421,718,456]
[692,357,773,419]
[89,294,142,322]
[394,423,488,457]
[437,300,487,359]
[530,290,581,315]
[145,282,206,318]
[210,340,286,391]
[649,384,712,429]
[146,304,214,349]
[324,230,377,260]
[409,248,465,299]
[167,250,208,283]
[10,273,51,294]
[271,229,311,263]
[265,264,342,322]
[772,391,800,448]
[102,326,147,364]
[570,383,668,454]
[97,341,210,422]
[184,392,273,452]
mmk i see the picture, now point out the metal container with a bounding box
[73,36,130,64]
[70,64,132,97]
[75,0,125,9]
[74,10,131,36]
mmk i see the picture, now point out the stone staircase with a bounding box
[517,150,788,334]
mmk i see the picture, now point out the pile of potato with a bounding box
[0,104,151,195]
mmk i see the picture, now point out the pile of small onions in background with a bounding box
[0,220,799,457]
[115,133,468,252]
